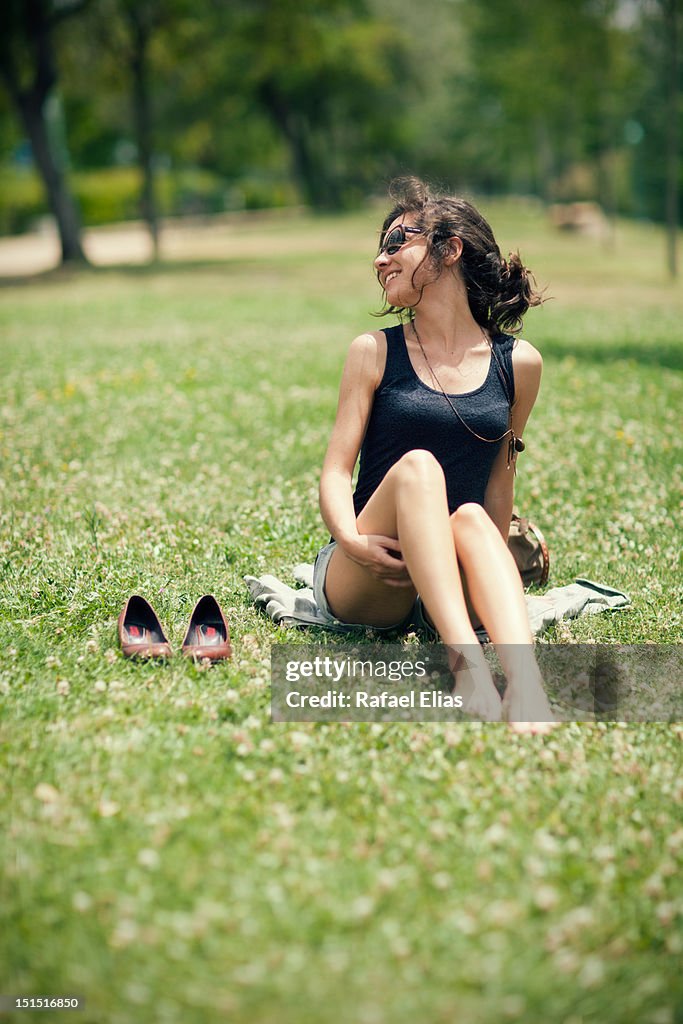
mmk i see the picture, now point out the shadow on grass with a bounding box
[0,255,303,290]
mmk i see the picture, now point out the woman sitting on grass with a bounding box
[315,177,555,731]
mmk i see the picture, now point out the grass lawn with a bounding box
[1,202,682,1024]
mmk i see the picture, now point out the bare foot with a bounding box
[448,647,503,722]
[503,675,557,734]
[507,718,556,735]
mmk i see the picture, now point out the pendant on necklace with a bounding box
[507,433,525,470]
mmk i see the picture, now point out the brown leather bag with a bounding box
[508,512,549,588]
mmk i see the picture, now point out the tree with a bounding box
[77,0,176,259]
[0,0,88,263]
[56,0,290,217]
[443,0,641,214]
[630,0,682,264]
[121,1,164,258]
[233,0,414,208]
[663,0,680,277]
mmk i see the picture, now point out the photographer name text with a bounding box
[285,689,463,709]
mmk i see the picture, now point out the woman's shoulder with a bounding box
[511,336,543,372]
[347,329,386,356]
[510,337,543,406]
[345,329,390,390]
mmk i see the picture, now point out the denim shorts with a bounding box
[312,540,432,635]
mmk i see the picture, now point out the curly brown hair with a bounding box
[376,176,543,334]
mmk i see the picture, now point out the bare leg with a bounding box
[324,451,502,720]
[449,503,555,733]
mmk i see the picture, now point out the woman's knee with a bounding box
[392,449,445,490]
[451,502,496,541]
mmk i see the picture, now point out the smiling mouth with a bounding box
[384,271,400,286]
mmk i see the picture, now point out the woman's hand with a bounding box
[340,534,414,587]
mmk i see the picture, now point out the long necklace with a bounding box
[410,320,525,468]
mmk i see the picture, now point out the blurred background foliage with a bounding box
[0,0,679,241]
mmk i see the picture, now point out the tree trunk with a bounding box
[130,30,160,261]
[17,89,86,264]
[664,0,679,278]
[0,0,88,266]
[259,79,337,209]
[534,116,553,202]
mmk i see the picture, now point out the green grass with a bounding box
[1,204,682,1024]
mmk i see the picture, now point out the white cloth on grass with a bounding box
[244,567,630,638]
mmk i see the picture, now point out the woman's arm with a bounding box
[484,339,543,539]
[319,332,409,582]
[320,331,382,543]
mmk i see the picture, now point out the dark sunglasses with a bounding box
[379,224,423,256]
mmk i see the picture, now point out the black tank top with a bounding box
[352,323,515,517]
